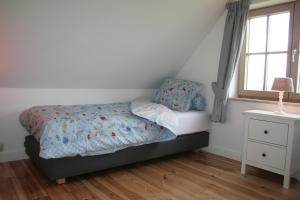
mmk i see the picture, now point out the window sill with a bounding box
[229,97,300,107]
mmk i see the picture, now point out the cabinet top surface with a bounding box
[243,110,300,121]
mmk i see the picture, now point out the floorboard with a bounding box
[0,151,299,200]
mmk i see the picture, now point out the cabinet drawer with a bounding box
[246,141,286,170]
[248,119,288,146]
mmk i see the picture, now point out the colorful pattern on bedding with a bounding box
[154,78,203,112]
[20,102,176,159]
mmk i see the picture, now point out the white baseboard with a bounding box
[1,145,243,163]
[0,149,28,163]
[203,145,300,180]
[202,145,242,161]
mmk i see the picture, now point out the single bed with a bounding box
[25,131,209,183]
[21,101,210,183]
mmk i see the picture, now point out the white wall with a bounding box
[178,11,300,161]
[0,88,154,162]
[178,12,227,113]
[0,0,226,89]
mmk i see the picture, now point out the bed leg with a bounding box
[56,178,66,185]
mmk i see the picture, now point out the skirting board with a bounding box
[1,145,243,163]
[0,149,28,163]
[200,145,243,162]
[201,145,300,181]
[4,144,300,181]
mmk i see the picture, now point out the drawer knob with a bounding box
[262,153,267,157]
[264,130,268,134]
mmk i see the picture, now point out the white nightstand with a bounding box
[241,110,300,189]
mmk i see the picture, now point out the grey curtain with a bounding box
[211,0,250,123]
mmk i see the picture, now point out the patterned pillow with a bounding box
[191,94,206,111]
[154,78,203,112]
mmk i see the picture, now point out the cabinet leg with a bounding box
[241,163,246,175]
[283,175,290,189]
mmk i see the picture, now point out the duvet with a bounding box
[20,102,176,159]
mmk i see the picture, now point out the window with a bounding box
[239,2,300,102]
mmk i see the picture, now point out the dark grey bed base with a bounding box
[25,131,209,181]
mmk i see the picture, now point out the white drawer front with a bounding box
[248,119,288,146]
[246,141,286,170]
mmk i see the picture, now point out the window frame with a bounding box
[238,3,295,101]
[289,2,300,102]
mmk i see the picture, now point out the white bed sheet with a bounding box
[172,111,210,135]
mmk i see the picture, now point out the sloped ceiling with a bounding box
[0,0,226,89]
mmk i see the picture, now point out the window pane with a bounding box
[248,16,267,53]
[266,53,288,91]
[246,55,265,91]
[268,12,290,52]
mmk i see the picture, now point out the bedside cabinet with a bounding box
[241,110,300,188]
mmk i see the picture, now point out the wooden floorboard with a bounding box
[0,151,300,200]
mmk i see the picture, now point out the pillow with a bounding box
[131,97,178,133]
[191,94,206,111]
[154,78,203,112]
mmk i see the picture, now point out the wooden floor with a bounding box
[1,151,300,200]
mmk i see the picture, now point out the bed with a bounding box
[21,101,209,183]
[21,79,210,183]
[25,131,209,184]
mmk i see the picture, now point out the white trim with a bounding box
[1,146,241,163]
[200,145,242,161]
[0,146,241,163]
[0,150,28,163]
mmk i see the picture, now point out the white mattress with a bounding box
[172,111,210,136]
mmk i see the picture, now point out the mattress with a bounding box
[172,111,210,135]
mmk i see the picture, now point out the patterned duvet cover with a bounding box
[20,102,176,159]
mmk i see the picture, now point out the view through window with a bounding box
[239,2,300,101]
